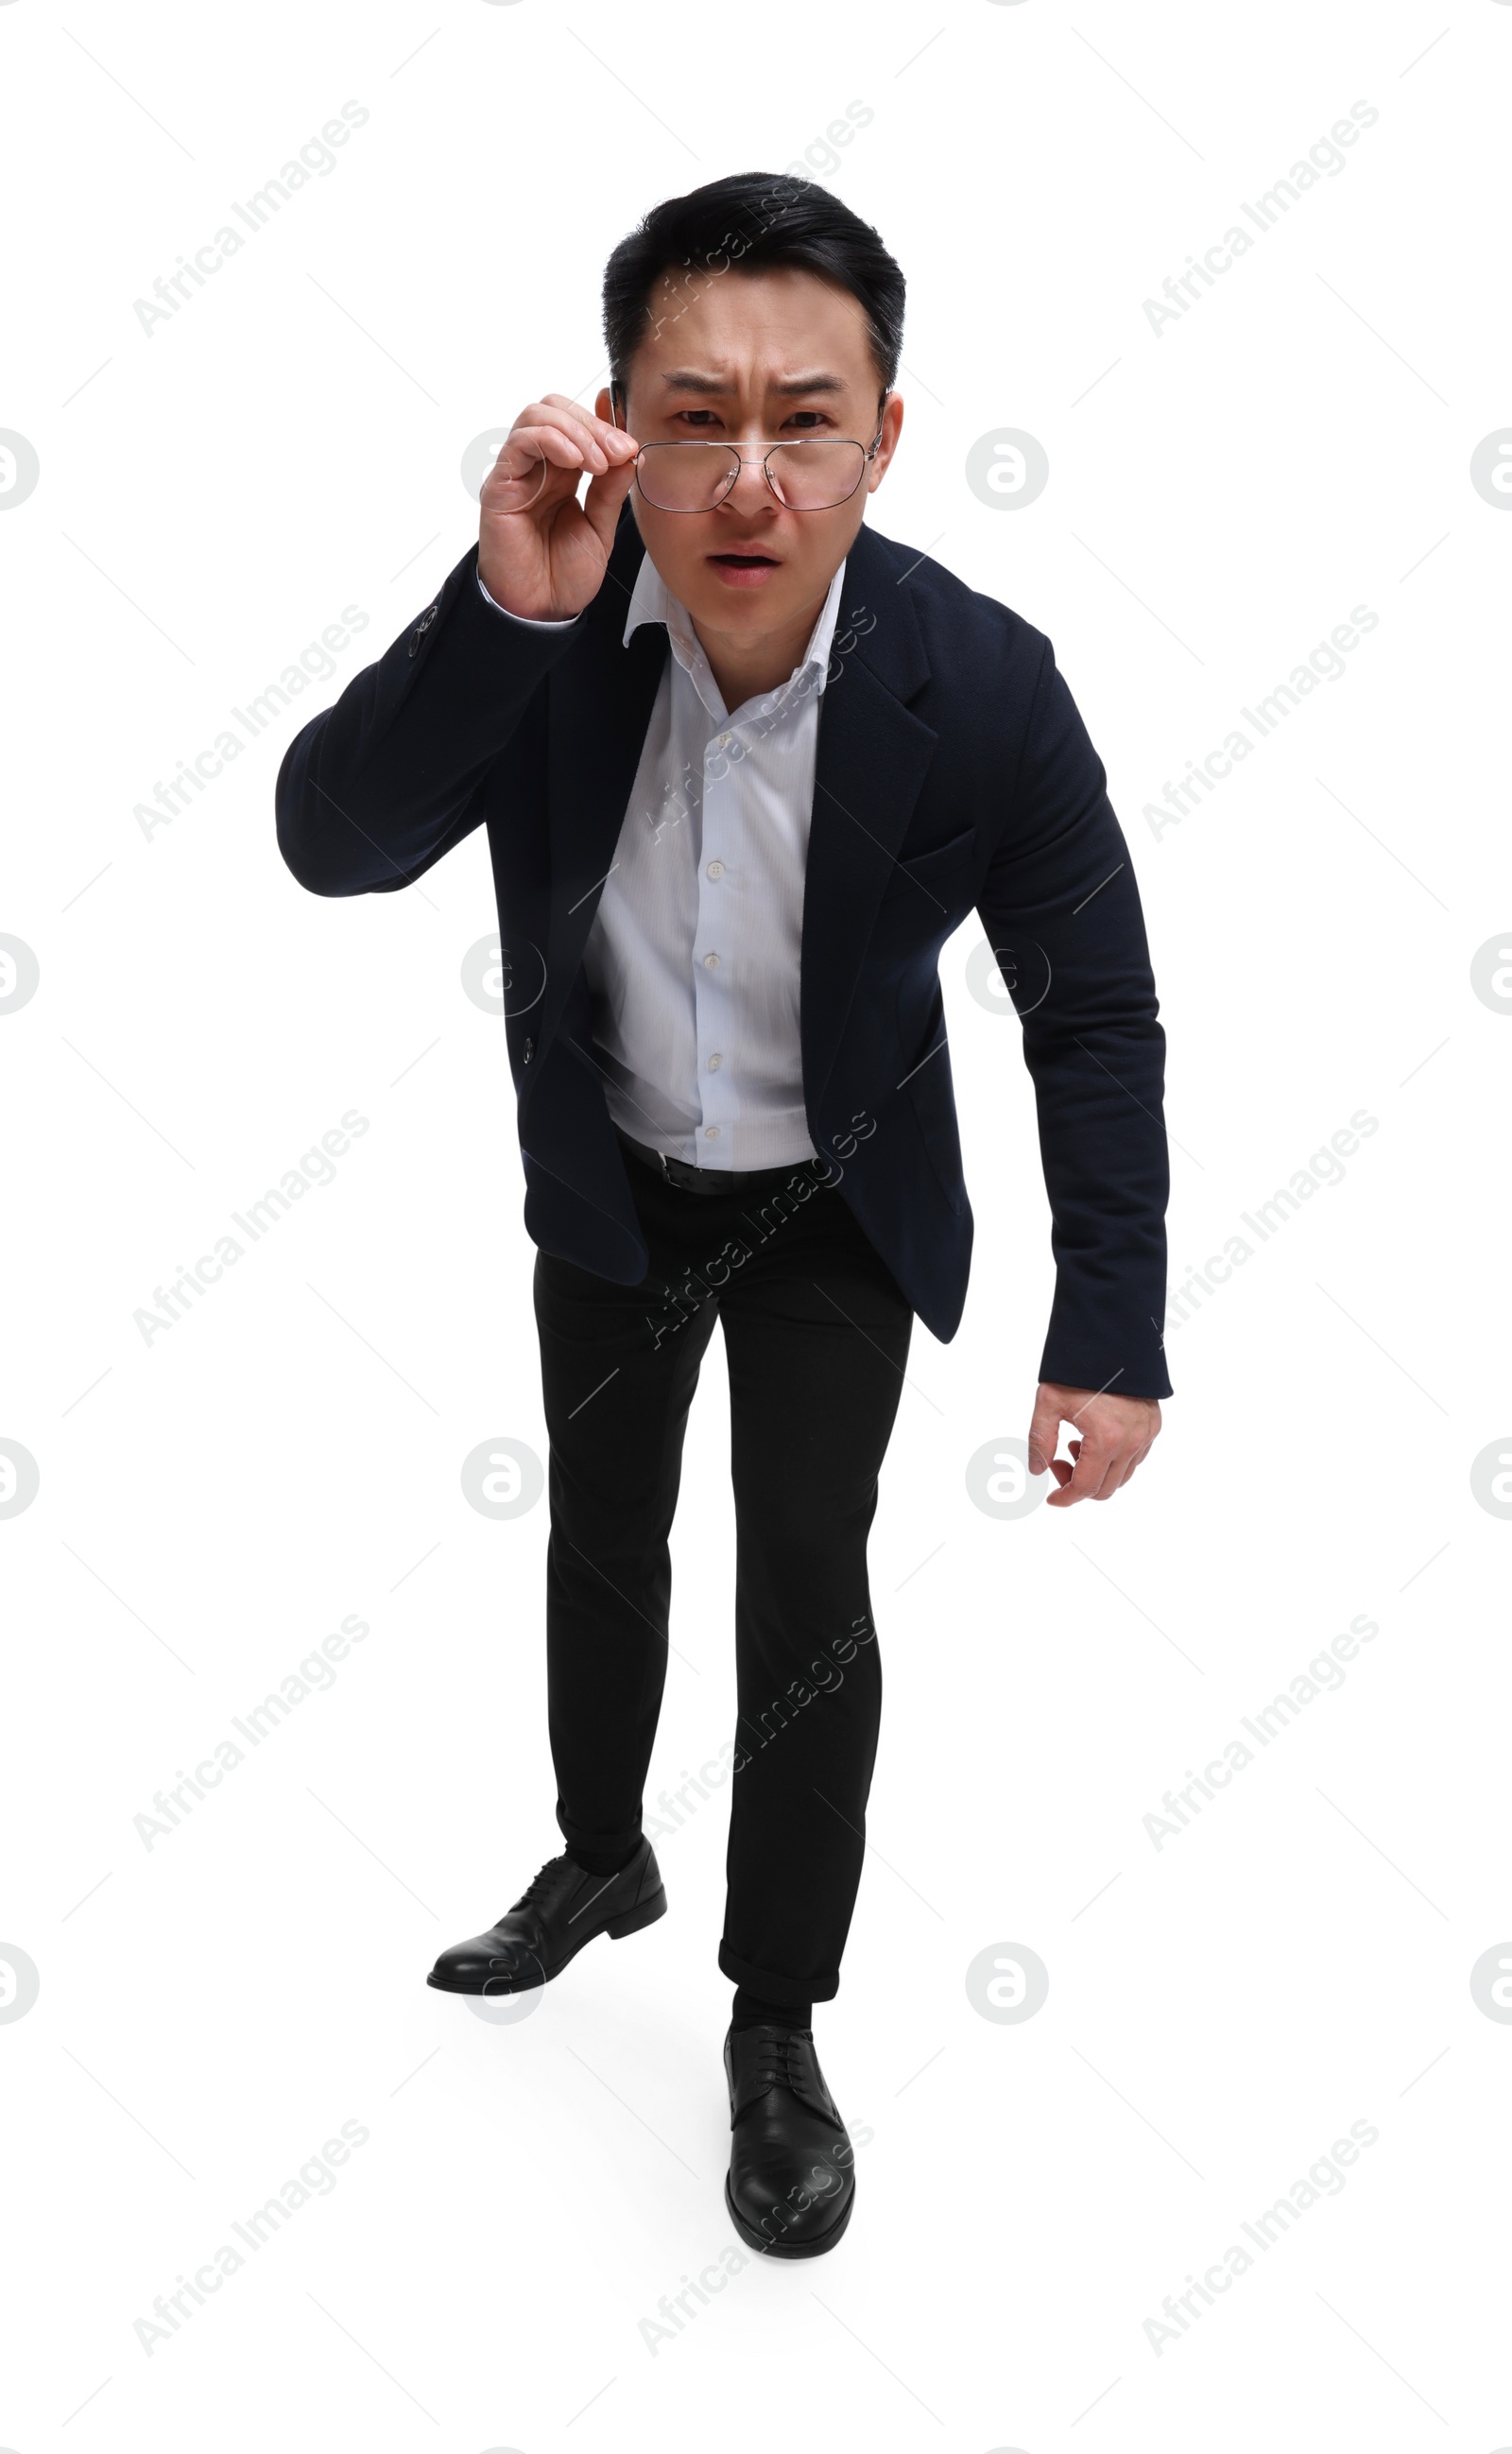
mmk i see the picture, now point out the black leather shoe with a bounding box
[427,1838,665,1996]
[723,2022,855,2256]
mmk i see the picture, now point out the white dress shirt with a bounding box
[478,551,847,1170]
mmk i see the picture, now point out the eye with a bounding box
[673,408,721,429]
[784,410,833,431]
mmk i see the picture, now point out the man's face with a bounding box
[595,265,902,641]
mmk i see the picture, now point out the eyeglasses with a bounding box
[627,424,885,513]
[606,378,889,510]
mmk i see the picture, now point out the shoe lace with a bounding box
[745,2026,814,2094]
[509,1856,576,1919]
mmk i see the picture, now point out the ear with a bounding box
[596,381,617,429]
[869,389,904,489]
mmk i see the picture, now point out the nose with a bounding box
[723,441,778,509]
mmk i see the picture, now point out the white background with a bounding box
[4,0,1510,2445]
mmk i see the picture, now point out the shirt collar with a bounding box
[624,548,849,725]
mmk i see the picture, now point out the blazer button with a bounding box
[408,605,438,657]
[523,1036,534,1064]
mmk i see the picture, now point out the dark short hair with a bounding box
[602,171,905,413]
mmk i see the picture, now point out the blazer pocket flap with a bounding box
[888,824,976,907]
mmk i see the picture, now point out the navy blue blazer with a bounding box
[276,508,1173,1399]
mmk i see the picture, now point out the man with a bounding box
[276,170,1171,2257]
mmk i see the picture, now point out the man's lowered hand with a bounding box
[1027,1383,1161,1507]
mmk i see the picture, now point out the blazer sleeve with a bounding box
[975,637,1173,1400]
[275,544,584,897]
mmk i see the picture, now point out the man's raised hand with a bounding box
[478,394,640,622]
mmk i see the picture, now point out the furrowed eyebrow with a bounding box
[771,373,847,396]
[657,370,850,397]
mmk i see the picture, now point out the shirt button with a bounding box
[704,1125,720,1138]
[706,860,724,880]
[703,952,719,968]
[708,1053,722,1070]
[714,733,732,750]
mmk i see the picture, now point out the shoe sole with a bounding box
[724,2171,855,2258]
[425,1884,667,1995]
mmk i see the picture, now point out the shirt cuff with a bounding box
[475,568,581,629]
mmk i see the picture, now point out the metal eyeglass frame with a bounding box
[609,380,888,512]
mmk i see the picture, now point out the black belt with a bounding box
[615,1124,775,1196]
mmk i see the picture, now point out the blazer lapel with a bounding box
[538,514,667,1065]
[801,522,937,1117]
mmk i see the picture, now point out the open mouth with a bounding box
[708,549,782,585]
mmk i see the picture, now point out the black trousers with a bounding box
[531,1131,915,2005]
